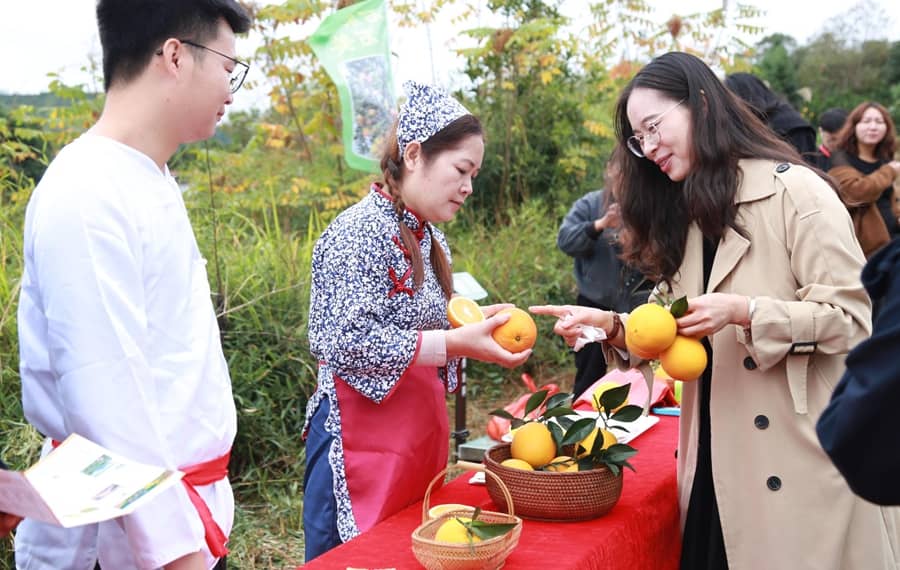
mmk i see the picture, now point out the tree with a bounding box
[754,33,802,108]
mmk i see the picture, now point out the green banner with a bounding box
[309,0,396,173]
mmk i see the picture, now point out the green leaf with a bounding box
[524,389,549,417]
[541,406,575,419]
[545,392,572,410]
[560,417,597,447]
[590,428,609,455]
[669,295,689,318]
[468,521,518,540]
[602,443,638,463]
[576,456,595,471]
[622,460,637,473]
[606,463,621,477]
[556,416,575,431]
[547,421,565,452]
[489,409,516,420]
[599,384,629,414]
[610,404,644,422]
[510,418,527,430]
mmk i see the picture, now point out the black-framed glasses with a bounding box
[157,39,249,93]
[626,99,685,158]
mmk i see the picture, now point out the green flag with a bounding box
[309,0,396,173]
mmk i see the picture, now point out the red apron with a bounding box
[334,366,449,533]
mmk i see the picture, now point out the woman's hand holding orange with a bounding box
[675,293,750,338]
[445,310,532,367]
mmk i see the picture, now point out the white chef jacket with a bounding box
[15,133,236,570]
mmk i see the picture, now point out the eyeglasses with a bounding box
[156,39,250,93]
[626,99,685,158]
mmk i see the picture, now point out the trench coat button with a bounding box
[767,476,782,491]
[754,415,769,430]
[775,163,790,173]
[743,356,758,370]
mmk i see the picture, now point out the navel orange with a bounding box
[660,335,707,381]
[624,303,677,359]
[491,307,537,352]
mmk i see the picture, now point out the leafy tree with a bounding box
[754,33,802,108]
[793,34,894,120]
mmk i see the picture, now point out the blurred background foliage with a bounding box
[1,0,898,565]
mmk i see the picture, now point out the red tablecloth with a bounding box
[302,415,680,569]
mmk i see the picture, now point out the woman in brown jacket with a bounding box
[533,52,899,570]
[828,101,900,257]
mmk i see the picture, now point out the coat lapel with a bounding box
[708,226,750,293]
[704,159,775,293]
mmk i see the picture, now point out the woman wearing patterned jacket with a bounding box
[302,82,531,561]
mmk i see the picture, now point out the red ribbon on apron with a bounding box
[52,439,231,557]
[334,365,449,534]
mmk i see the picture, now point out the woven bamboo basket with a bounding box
[483,443,623,521]
[411,467,523,570]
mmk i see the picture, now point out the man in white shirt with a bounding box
[15,1,251,569]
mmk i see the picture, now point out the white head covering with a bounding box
[397,81,470,157]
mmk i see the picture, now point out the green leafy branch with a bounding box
[489,384,642,475]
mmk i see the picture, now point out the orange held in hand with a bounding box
[447,296,485,328]
[491,307,537,352]
[660,335,707,381]
[624,302,677,359]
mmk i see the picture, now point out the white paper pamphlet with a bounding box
[0,434,183,527]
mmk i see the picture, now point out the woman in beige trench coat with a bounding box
[532,52,900,570]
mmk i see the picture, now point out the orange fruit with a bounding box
[447,296,484,328]
[544,455,578,472]
[660,335,707,381]
[500,458,534,471]
[510,422,556,468]
[624,303,677,359]
[435,517,481,544]
[577,427,617,457]
[491,307,537,352]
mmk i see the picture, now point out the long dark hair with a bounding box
[613,52,804,282]
[380,114,484,299]
[834,101,897,161]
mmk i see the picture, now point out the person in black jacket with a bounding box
[556,150,652,397]
[725,72,817,164]
[817,238,900,504]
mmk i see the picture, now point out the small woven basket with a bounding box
[411,467,523,570]
[483,443,623,521]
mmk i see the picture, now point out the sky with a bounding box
[2,0,898,113]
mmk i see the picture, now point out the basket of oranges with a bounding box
[411,467,522,570]
[483,384,642,521]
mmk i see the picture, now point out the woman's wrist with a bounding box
[737,295,754,328]
[602,311,622,340]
